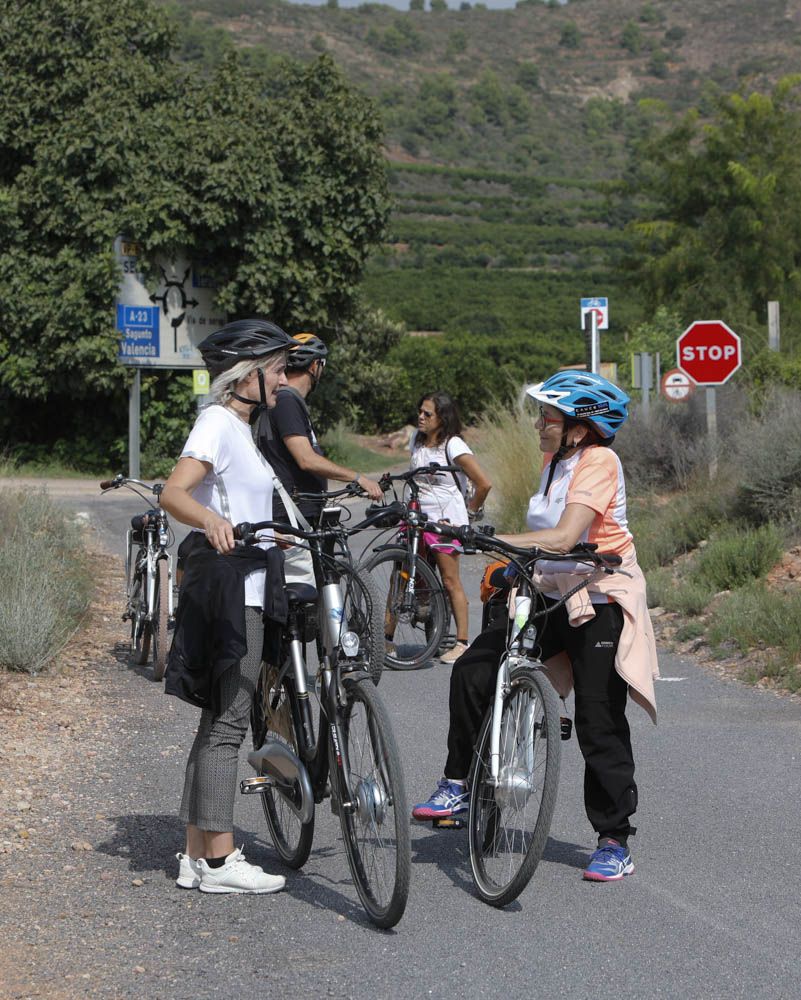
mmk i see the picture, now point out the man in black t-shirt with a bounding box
[260,333,383,523]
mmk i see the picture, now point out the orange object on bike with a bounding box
[480,559,509,604]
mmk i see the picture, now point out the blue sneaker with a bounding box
[582,839,634,882]
[411,779,469,821]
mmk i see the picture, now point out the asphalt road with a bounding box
[7,479,801,999]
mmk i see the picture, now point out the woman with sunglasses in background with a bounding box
[409,391,492,664]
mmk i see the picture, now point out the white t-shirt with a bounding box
[409,433,472,526]
[181,404,276,608]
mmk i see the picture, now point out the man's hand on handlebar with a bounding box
[357,475,384,501]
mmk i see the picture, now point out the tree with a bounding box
[0,0,390,465]
[430,0,448,10]
[409,0,424,10]
[621,20,642,55]
[559,22,581,49]
[628,77,801,343]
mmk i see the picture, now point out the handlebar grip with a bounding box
[600,553,622,566]
[233,522,252,541]
[99,480,115,490]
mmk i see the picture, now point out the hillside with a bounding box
[166,0,801,377]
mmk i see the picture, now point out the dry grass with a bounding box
[474,395,541,531]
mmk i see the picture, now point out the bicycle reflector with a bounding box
[340,631,360,658]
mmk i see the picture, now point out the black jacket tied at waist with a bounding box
[165,534,288,714]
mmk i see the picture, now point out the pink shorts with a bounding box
[423,530,463,557]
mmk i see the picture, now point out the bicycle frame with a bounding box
[125,514,174,626]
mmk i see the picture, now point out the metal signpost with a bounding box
[676,320,742,479]
[580,297,608,374]
[114,238,221,476]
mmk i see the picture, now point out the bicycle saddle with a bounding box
[285,582,317,606]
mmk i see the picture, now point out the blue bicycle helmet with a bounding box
[526,370,630,439]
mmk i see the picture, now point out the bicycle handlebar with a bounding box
[379,462,462,492]
[99,473,164,497]
[425,520,622,570]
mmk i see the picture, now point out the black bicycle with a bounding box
[239,515,411,929]
[100,474,174,681]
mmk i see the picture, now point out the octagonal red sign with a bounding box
[676,320,742,386]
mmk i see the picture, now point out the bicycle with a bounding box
[425,521,621,907]
[360,463,465,670]
[236,516,411,929]
[100,474,174,681]
[289,483,387,685]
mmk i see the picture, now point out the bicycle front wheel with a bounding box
[150,559,170,682]
[339,565,385,686]
[129,567,151,666]
[468,666,560,908]
[336,676,410,928]
[363,546,447,670]
[251,665,315,868]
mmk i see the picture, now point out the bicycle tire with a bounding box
[338,565,385,686]
[150,559,170,682]
[251,665,315,868]
[130,567,151,666]
[336,676,410,928]
[468,665,560,908]
[362,546,447,670]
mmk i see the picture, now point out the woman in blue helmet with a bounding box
[412,370,659,883]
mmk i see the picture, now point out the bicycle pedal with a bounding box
[560,717,573,741]
[432,816,466,830]
[240,776,272,795]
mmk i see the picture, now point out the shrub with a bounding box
[474,397,541,531]
[0,490,93,673]
[629,487,724,571]
[559,22,581,49]
[644,568,715,615]
[695,523,784,591]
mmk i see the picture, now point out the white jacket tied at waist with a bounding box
[531,550,659,724]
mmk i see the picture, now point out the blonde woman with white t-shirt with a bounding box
[410,391,491,663]
[161,319,293,896]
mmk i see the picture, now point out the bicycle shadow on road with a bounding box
[110,641,159,684]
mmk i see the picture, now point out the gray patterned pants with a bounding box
[179,607,264,832]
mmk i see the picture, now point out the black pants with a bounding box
[445,600,637,842]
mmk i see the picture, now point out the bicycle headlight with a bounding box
[340,631,360,658]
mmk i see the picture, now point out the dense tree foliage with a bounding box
[628,77,801,347]
[0,0,389,466]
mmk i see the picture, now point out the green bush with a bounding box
[629,488,724,571]
[0,489,93,673]
[695,524,784,591]
[708,583,801,691]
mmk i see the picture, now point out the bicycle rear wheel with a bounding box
[363,546,447,670]
[336,676,410,928]
[339,565,385,686]
[150,559,170,682]
[468,665,560,908]
[251,665,315,868]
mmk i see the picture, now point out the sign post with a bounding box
[580,297,608,374]
[676,320,742,479]
[114,238,224,476]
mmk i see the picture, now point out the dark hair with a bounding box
[563,416,610,448]
[416,391,463,446]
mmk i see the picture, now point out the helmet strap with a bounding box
[230,367,268,408]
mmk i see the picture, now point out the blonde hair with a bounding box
[205,350,288,408]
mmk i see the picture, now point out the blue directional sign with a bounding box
[116,304,160,362]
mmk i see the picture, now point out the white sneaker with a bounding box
[175,852,202,889]
[198,847,286,895]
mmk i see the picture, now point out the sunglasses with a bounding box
[538,405,564,427]
[418,408,435,418]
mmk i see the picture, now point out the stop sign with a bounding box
[676,320,741,385]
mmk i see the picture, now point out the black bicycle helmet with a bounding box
[286,332,328,371]
[198,319,293,377]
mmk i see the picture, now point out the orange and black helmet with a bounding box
[286,332,328,371]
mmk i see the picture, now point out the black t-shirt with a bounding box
[261,387,326,522]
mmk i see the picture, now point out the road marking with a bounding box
[656,676,686,682]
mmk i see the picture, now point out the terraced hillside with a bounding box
[167,0,801,364]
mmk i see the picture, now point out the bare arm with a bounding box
[455,453,492,513]
[496,502,596,554]
[283,435,383,500]
[161,457,237,554]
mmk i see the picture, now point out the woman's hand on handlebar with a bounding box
[203,511,236,555]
